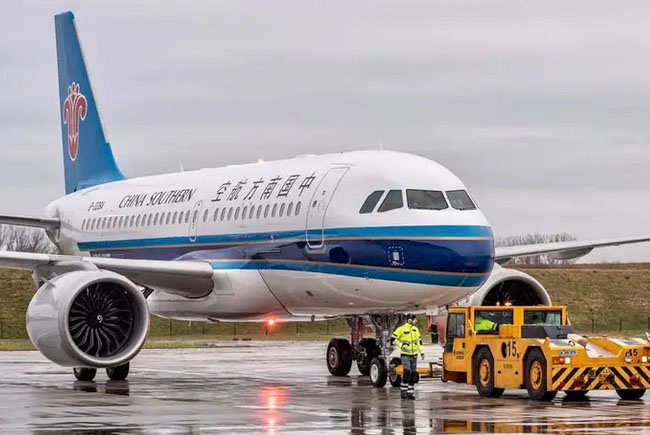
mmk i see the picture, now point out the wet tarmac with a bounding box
[2,341,650,434]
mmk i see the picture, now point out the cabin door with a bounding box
[188,200,203,242]
[306,166,349,249]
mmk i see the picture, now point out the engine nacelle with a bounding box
[458,263,551,306]
[26,270,149,368]
[427,264,551,344]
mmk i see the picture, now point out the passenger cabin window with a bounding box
[474,309,513,335]
[446,190,477,210]
[377,190,403,212]
[406,189,448,210]
[359,190,384,214]
[444,313,465,352]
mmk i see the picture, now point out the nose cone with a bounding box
[447,211,495,284]
[415,224,494,285]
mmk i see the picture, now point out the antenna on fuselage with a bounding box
[179,160,185,172]
[378,137,384,150]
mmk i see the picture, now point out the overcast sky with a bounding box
[1,0,649,261]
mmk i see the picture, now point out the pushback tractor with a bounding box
[388,305,650,400]
[439,305,650,400]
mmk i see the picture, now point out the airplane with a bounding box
[1,11,649,384]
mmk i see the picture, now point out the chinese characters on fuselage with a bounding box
[211,172,316,203]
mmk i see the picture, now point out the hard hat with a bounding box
[406,314,417,321]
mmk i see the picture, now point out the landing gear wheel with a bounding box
[388,357,402,387]
[474,348,504,398]
[524,348,556,401]
[106,362,130,381]
[73,367,97,381]
[565,390,588,400]
[327,338,352,376]
[369,357,387,388]
[616,389,646,400]
[356,338,379,376]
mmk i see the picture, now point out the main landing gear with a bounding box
[73,362,130,381]
[326,314,404,387]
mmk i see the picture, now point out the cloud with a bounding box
[0,0,649,261]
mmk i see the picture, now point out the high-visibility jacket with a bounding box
[392,323,424,356]
[475,316,496,332]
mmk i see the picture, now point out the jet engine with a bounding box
[26,270,149,368]
[427,264,551,343]
[459,263,551,306]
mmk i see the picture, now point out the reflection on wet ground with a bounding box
[2,342,650,433]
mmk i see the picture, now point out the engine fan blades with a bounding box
[68,283,134,358]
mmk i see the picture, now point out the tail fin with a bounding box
[55,11,125,194]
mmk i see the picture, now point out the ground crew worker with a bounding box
[475,314,498,333]
[392,314,424,399]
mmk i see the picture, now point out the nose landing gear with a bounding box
[325,314,404,387]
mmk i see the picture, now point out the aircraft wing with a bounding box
[494,235,650,264]
[0,214,60,230]
[0,251,215,298]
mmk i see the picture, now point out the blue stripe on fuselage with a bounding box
[209,260,488,287]
[78,225,492,250]
[78,225,494,287]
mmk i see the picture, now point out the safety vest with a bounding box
[475,316,496,332]
[392,323,423,356]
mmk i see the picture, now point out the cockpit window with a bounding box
[406,189,448,210]
[446,190,477,210]
[377,190,403,212]
[359,190,384,214]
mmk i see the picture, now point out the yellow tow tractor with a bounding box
[444,305,650,400]
[391,305,650,400]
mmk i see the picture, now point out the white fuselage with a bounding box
[46,150,494,321]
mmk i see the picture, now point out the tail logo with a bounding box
[62,82,87,161]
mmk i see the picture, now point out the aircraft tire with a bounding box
[73,367,97,381]
[356,338,379,376]
[106,362,130,381]
[327,338,352,376]
[370,357,387,388]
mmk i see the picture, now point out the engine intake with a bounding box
[27,270,149,368]
[459,264,551,307]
